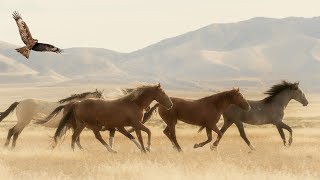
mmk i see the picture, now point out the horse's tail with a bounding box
[35,105,65,125]
[53,104,75,143]
[0,102,19,122]
[127,103,159,133]
[198,126,205,133]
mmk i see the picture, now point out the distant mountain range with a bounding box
[1,17,320,91]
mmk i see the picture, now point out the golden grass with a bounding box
[0,126,319,179]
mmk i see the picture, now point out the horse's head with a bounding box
[290,82,308,106]
[231,88,251,111]
[152,83,173,110]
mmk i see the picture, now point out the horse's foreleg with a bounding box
[132,121,151,152]
[135,129,146,153]
[277,121,293,146]
[194,127,212,148]
[109,128,116,148]
[276,125,287,146]
[167,124,182,152]
[163,126,176,149]
[117,127,142,150]
[210,125,222,151]
[207,120,233,149]
[235,122,255,150]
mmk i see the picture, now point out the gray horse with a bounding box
[199,81,308,150]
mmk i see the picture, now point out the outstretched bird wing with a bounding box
[12,11,37,48]
[32,43,63,53]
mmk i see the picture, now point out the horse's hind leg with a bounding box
[194,127,212,148]
[76,136,83,150]
[5,124,25,148]
[235,122,255,150]
[276,125,287,146]
[117,127,142,150]
[92,129,116,153]
[71,124,85,151]
[4,128,14,147]
[12,128,24,148]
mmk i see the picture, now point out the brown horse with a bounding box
[133,88,250,152]
[53,84,173,153]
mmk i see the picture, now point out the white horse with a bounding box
[0,89,104,148]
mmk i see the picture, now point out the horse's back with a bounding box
[14,99,60,126]
[74,98,140,127]
[159,97,211,125]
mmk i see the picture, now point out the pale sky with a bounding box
[1,0,320,52]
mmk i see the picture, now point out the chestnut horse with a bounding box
[53,84,173,153]
[131,88,250,152]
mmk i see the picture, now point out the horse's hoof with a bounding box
[146,146,151,152]
[194,144,200,148]
[109,149,117,154]
[288,138,292,146]
[249,144,256,151]
[210,145,217,151]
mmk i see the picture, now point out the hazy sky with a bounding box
[1,0,320,52]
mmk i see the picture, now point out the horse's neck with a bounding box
[270,90,292,109]
[133,94,153,110]
[208,92,232,112]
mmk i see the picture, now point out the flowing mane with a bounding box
[118,85,156,102]
[58,90,103,103]
[263,81,298,103]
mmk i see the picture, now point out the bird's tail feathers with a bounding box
[16,46,30,59]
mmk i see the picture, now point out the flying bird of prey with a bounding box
[12,11,63,59]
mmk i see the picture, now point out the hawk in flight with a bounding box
[12,11,63,59]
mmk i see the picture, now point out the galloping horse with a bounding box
[38,88,152,150]
[53,84,173,153]
[133,88,250,152]
[0,89,103,148]
[198,81,308,150]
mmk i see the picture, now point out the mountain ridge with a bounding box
[1,17,320,91]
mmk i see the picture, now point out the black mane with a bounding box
[263,81,299,103]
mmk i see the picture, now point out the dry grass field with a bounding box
[0,85,319,179]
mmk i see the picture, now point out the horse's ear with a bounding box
[157,83,161,89]
[236,87,240,92]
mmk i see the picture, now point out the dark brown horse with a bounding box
[132,88,250,152]
[38,101,153,151]
[53,84,173,153]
